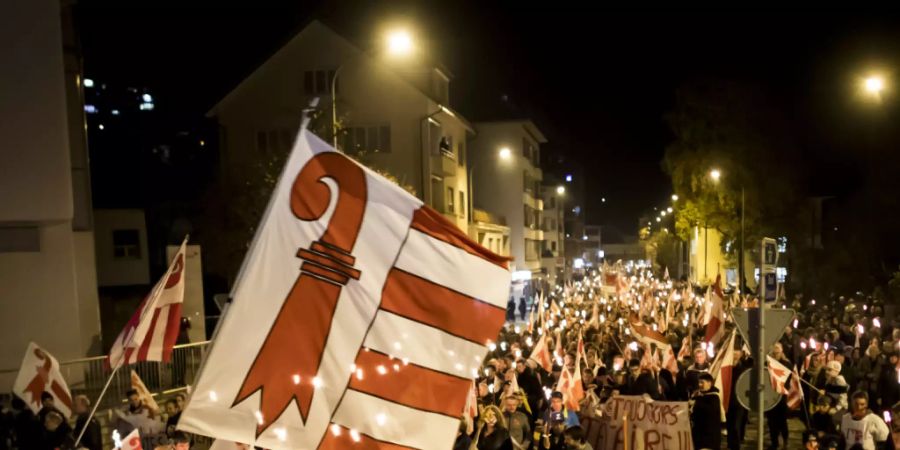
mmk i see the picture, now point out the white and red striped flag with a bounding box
[12,343,73,418]
[108,239,187,368]
[178,127,510,449]
[704,275,726,346]
[462,381,478,435]
[529,334,554,373]
[709,329,736,419]
[769,357,804,410]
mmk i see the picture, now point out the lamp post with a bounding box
[331,28,415,150]
[556,185,566,282]
[709,168,744,295]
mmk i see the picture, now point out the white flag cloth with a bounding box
[179,127,510,449]
[12,342,73,418]
[119,429,142,450]
[130,370,160,414]
[109,239,187,367]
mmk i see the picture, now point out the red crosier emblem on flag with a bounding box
[233,153,367,435]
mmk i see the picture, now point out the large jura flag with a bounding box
[179,127,510,449]
[12,342,73,418]
[108,239,187,367]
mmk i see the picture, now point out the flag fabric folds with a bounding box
[709,329,736,420]
[12,343,73,418]
[178,127,510,450]
[108,239,188,368]
[703,275,726,346]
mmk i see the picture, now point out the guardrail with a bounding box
[1,341,209,410]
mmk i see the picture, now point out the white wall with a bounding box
[0,0,101,388]
[94,209,150,286]
[0,0,72,223]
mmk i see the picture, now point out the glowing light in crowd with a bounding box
[793,319,798,329]
[600,314,606,324]
[809,338,817,349]
[515,349,522,359]
[628,342,639,352]
[487,342,497,351]
[811,300,816,305]
[274,427,287,442]
[800,341,808,350]
[208,391,218,402]
[824,342,830,351]
[864,304,868,311]
[885,411,893,423]
[112,430,121,448]
[292,374,301,385]
[707,342,715,358]
[331,424,342,436]
[514,326,521,333]
[488,384,495,394]
[526,337,533,347]
[874,318,882,328]
[858,324,865,335]
[500,341,508,351]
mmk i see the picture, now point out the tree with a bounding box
[663,79,809,284]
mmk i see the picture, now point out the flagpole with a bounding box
[75,236,189,448]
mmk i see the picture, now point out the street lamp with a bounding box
[332,27,415,149]
[865,75,885,95]
[556,185,565,195]
[671,194,678,201]
[499,147,512,160]
[710,169,722,182]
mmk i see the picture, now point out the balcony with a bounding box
[431,151,456,176]
[472,208,506,226]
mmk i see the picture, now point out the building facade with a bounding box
[0,1,101,386]
[540,184,565,283]
[208,21,473,232]
[469,120,546,281]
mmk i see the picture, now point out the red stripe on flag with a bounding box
[704,316,722,343]
[318,426,415,450]
[161,304,182,363]
[348,350,470,418]
[136,309,162,361]
[380,269,505,344]
[410,207,509,269]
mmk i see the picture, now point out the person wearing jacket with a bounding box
[470,405,511,450]
[690,373,722,450]
[623,359,660,400]
[840,391,889,450]
[501,395,531,450]
[73,395,102,450]
[823,360,849,412]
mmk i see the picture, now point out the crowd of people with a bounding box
[0,389,191,450]
[459,267,900,450]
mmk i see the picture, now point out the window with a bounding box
[478,232,486,245]
[304,70,336,95]
[551,241,557,252]
[447,187,455,213]
[525,239,539,261]
[343,125,392,154]
[459,191,466,218]
[439,136,454,158]
[113,229,140,259]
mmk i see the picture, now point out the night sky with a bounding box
[76,2,900,233]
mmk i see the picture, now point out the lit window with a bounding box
[84,105,98,114]
[139,103,154,111]
[142,93,153,103]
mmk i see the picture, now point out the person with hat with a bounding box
[690,372,721,450]
[823,360,849,412]
[541,391,579,429]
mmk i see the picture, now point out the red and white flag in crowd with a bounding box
[787,366,804,410]
[704,275,726,346]
[529,334,554,373]
[12,342,73,418]
[555,365,583,411]
[766,355,791,395]
[130,370,160,414]
[119,429,142,450]
[108,239,187,368]
[709,329,736,419]
[677,334,692,362]
[462,381,478,435]
[178,127,510,449]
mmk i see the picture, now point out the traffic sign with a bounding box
[732,308,795,354]
[763,273,777,302]
[760,238,777,303]
[735,370,782,412]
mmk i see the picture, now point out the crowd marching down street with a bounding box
[459,263,899,450]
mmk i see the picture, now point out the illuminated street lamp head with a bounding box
[710,169,722,182]
[386,29,414,56]
[556,185,565,195]
[498,147,512,160]
[656,217,661,222]
[667,207,673,213]
[660,211,667,217]
[671,194,678,201]
[865,75,885,95]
